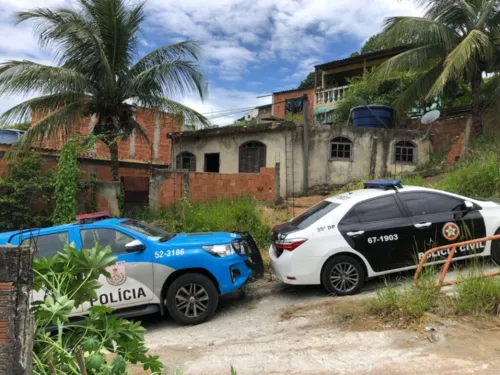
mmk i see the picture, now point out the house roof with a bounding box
[255,104,272,109]
[272,87,313,95]
[315,46,410,71]
[168,121,297,140]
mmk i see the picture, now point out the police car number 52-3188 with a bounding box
[367,235,398,244]
[154,249,185,258]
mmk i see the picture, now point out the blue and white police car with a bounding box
[270,180,500,296]
[0,212,264,325]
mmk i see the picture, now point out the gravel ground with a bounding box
[139,267,500,375]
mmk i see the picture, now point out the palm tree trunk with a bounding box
[471,69,483,138]
[109,141,119,182]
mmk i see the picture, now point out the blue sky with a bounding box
[0,0,422,125]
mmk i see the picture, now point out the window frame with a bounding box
[393,140,417,164]
[239,140,267,173]
[329,136,353,162]
[176,151,196,171]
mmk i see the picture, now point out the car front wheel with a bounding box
[166,273,219,325]
[321,255,365,296]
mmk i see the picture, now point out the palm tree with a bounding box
[0,0,210,181]
[374,0,500,136]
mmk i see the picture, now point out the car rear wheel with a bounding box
[166,273,219,325]
[321,255,365,296]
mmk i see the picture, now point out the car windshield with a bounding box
[119,220,174,242]
[289,201,340,229]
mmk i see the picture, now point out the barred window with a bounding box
[239,141,266,173]
[176,152,196,171]
[329,137,352,160]
[394,141,417,164]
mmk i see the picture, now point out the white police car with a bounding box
[269,180,500,295]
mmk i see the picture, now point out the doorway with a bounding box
[204,153,220,173]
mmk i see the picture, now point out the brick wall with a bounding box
[273,88,314,124]
[152,168,276,207]
[31,108,181,164]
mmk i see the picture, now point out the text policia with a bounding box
[90,287,147,306]
[417,241,486,261]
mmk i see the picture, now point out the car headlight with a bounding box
[202,244,235,257]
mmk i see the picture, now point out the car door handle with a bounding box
[347,231,365,237]
[414,222,432,229]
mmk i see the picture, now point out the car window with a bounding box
[355,196,403,223]
[290,201,340,229]
[400,192,464,216]
[81,229,134,254]
[340,209,359,224]
[22,232,69,258]
[119,220,172,242]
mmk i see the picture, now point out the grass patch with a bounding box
[455,271,500,316]
[129,196,271,248]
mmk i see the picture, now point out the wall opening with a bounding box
[204,153,220,173]
[239,141,266,173]
[121,176,149,211]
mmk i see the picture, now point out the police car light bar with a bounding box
[363,180,402,190]
[76,211,112,224]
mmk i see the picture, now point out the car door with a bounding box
[338,195,416,272]
[398,192,487,262]
[78,227,155,311]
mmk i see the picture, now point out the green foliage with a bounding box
[80,172,99,213]
[130,196,270,248]
[0,0,210,181]
[360,33,389,54]
[0,155,54,231]
[334,70,415,124]
[53,136,98,225]
[455,272,500,316]
[285,113,304,124]
[233,119,257,127]
[297,72,322,90]
[2,122,31,131]
[33,243,163,375]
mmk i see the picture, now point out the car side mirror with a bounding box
[464,200,474,211]
[125,239,146,253]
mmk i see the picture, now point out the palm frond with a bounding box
[125,60,207,100]
[383,16,458,51]
[135,97,210,127]
[393,64,444,118]
[0,60,92,96]
[428,29,493,97]
[373,44,444,81]
[0,93,85,126]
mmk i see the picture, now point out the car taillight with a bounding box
[275,239,307,251]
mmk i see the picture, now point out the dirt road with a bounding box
[141,276,500,375]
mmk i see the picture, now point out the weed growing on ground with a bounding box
[130,196,271,248]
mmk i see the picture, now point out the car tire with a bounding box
[321,255,365,296]
[491,228,500,265]
[166,273,219,325]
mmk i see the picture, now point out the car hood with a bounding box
[164,232,238,247]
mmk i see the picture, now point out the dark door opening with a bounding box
[121,176,149,212]
[204,153,220,173]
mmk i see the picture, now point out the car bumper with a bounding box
[269,245,322,285]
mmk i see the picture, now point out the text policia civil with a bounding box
[417,241,486,261]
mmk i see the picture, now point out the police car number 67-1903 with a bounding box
[269,180,500,296]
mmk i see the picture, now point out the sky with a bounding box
[0,0,423,125]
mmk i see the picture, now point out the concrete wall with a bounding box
[171,130,290,197]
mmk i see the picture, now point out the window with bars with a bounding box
[329,136,352,161]
[239,141,266,173]
[394,141,417,164]
[176,152,196,171]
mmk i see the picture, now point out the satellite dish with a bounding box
[421,110,440,125]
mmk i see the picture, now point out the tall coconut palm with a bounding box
[0,0,209,181]
[374,0,500,136]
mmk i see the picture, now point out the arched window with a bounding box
[176,152,196,171]
[394,141,417,164]
[329,136,353,160]
[239,141,266,173]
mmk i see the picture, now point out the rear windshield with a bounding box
[290,201,339,229]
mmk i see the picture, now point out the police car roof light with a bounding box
[76,211,112,223]
[363,180,402,190]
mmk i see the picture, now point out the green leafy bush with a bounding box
[0,155,54,231]
[130,196,270,248]
[33,243,163,375]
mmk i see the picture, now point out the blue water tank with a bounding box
[352,105,394,128]
[0,129,24,144]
